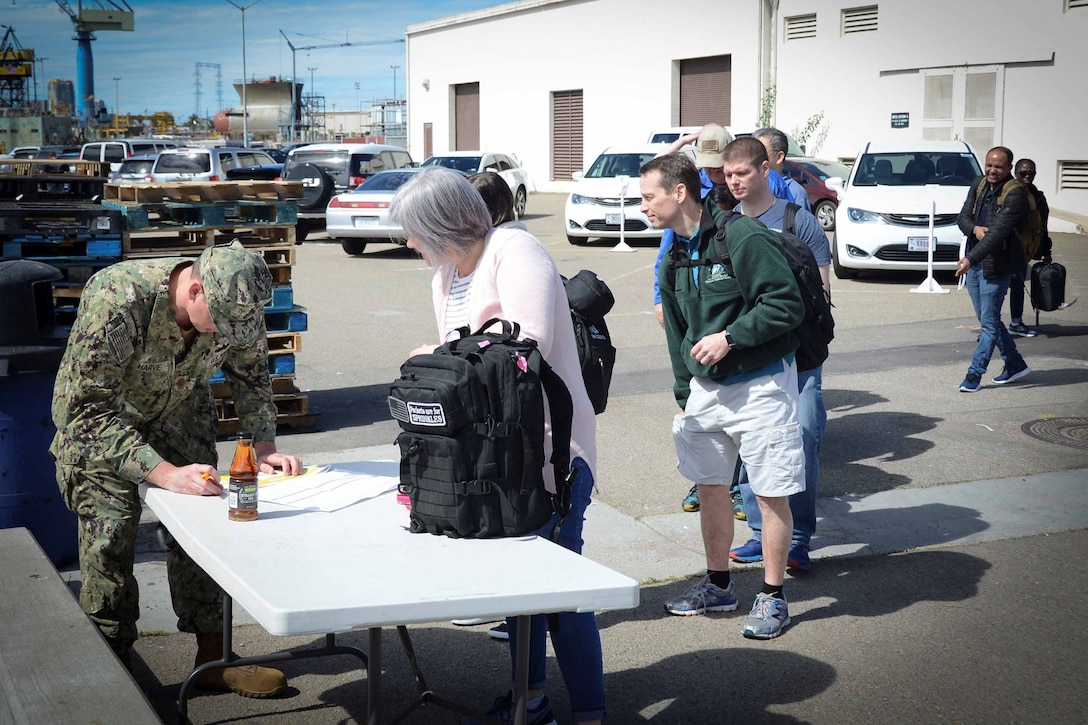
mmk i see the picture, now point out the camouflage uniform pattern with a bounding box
[50,254,276,654]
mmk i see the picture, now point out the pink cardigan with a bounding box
[430,225,598,490]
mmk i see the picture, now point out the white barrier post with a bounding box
[910,199,949,294]
[611,174,635,253]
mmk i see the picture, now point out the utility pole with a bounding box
[112,76,120,134]
[391,64,399,101]
[307,66,317,141]
[225,0,261,144]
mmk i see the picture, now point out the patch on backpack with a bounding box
[388,397,447,427]
[105,317,134,364]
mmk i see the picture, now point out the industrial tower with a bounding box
[54,1,134,127]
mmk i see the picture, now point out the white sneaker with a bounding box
[450,617,501,626]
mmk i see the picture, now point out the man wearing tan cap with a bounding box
[50,240,300,698]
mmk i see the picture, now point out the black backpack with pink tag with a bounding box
[388,318,574,538]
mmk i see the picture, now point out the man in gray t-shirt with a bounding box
[723,137,829,573]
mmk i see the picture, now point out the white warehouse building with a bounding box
[406,0,1087,215]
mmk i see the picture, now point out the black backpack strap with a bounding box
[538,358,574,529]
[783,202,800,236]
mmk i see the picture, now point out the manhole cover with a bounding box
[1021,417,1088,451]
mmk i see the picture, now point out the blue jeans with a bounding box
[506,457,604,722]
[739,366,825,548]
[965,267,1024,378]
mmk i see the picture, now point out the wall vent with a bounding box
[842,5,879,34]
[785,14,817,41]
[1059,160,1088,190]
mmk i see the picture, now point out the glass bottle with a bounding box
[228,430,259,521]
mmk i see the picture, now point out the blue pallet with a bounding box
[264,307,307,333]
[264,286,294,310]
[208,353,295,384]
[3,237,122,260]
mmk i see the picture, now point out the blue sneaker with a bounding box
[742,593,791,639]
[682,484,700,512]
[461,691,557,725]
[787,543,811,572]
[992,362,1030,385]
[664,575,738,616]
[959,375,981,392]
[729,538,764,563]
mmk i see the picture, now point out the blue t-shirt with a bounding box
[738,197,832,266]
[784,176,812,212]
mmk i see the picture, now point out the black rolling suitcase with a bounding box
[1030,261,1066,325]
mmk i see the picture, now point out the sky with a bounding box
[3,0,501,122]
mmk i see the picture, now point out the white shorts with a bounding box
[672,362,805,498]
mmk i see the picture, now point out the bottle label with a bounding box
[229,480,258,511]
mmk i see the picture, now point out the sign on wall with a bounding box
[891,112,910,129]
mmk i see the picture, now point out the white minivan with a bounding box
[80,139,178,173]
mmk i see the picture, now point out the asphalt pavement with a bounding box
[59,193,1088,724]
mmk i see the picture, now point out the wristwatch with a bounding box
[724,330,737,348]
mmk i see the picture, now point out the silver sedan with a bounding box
[324,168,427,256]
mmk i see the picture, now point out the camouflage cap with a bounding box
[198,240,272,346]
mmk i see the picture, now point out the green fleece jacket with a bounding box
[659,210,804,409]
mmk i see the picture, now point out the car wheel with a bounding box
[284,162,334,212]
[514,187,527,219]
[814,200,836,232]
[567,233,587,245]
[340,239,367,256]
[833,248,859,279]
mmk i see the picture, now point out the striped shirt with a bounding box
[444,269,474,335]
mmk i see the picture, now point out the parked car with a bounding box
[564,145,664,245]
[646,127,702,144]
[281,143,414,240]
[421,151,530,218]
[151,147,276,184]
[326,168,468,256]
[829,140,981,279]
[80,139,178,173]
[225,163,283,181]
[258,148,288,163]
[781,158,852,231]
[108,153,159,184]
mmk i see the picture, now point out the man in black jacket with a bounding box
[1006,158,1053,336]
[954,146,1031,392]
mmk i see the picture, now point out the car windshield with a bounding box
[585,152,658,179]
[291,150,383,176]
[156,152,210,173]
[356,170,419,192]
[796,160,852,181]
[852,152,980,187]
[422,156,482,173]
[649,133,682,144]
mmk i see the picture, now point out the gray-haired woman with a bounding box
[390,167,604,725]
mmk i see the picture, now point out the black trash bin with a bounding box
[0,259,76,567]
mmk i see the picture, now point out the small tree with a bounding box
[758,85,777,128]
[792,111,829,156]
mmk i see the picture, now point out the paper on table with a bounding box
[257,466,398,512]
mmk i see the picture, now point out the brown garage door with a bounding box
[455,83,480,150]
[679,55,732,126]
[552,89,583,181]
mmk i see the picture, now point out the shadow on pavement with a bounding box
[304,384,394,430]
[820,410,941,496]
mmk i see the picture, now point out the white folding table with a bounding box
[143,460,639,725]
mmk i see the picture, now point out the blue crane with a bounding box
[54,0,134,127]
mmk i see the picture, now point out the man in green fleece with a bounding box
[640,151,805,639]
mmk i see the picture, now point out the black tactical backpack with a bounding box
[563,269,616,414]
[388,319,574,538]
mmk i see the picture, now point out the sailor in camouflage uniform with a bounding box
[50,241,300,698]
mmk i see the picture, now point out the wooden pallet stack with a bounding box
[0,160,123,328]
[96,180,316,435]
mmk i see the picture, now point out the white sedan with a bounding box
[831,140,982,278]
[325,168,425,256]
[564,145,664,245]
[420,151,530,218]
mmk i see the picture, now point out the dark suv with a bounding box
[281,143,414,240]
